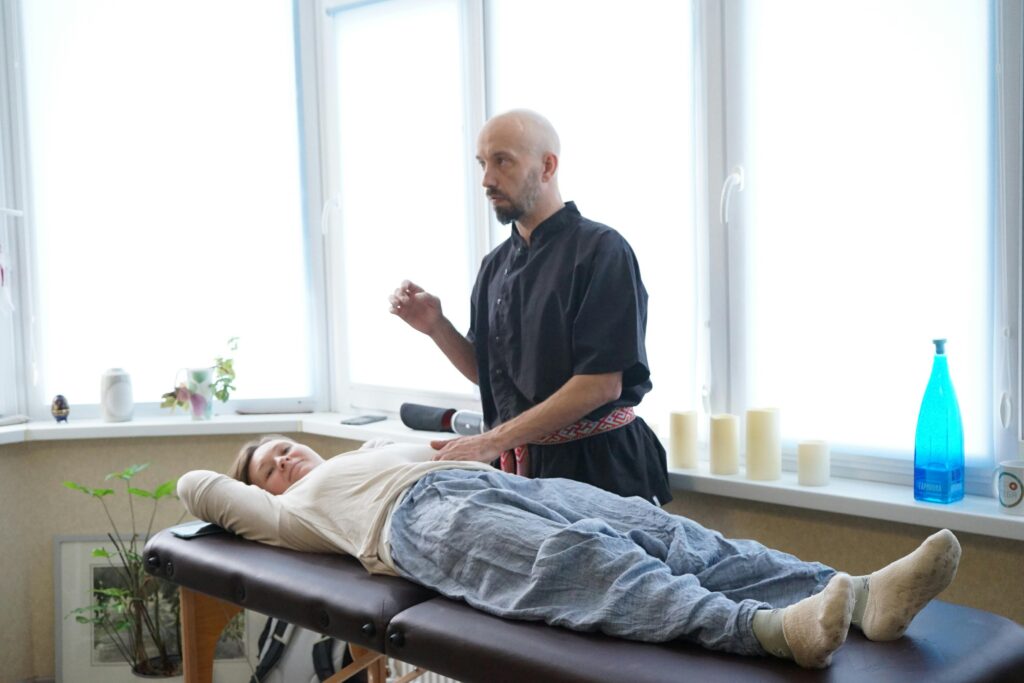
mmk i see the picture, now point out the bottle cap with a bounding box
[932,339,947,355]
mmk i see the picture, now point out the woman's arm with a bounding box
[177,470,282,545]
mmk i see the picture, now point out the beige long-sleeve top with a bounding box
[177,440,493,576]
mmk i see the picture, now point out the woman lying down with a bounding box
[178,435,961,669]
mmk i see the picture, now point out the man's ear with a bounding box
[541,152,559,182]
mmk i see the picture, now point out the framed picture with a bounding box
[55,535,262,683]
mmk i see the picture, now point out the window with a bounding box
[13,0,321,417]
[322,0,479,410]
[323,0,1020,491]
[713,0,1019,490]
[3,0,1019,495]
[324,0,700,420]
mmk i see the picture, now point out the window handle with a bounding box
[321,195,341,236]
[719,166,745,225]
[0,208,18,313]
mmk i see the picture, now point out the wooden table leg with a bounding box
[179,587,243,683]
[334,645,388,683]
[367,654,389,683]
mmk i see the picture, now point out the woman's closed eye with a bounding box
[265,443,293,480]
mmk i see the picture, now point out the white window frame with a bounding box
[0,0,30,419]
[0,0,331,419]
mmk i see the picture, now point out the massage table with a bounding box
[144,528,1024,683]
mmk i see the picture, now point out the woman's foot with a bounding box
[781,572,855,668]
[861,529,960,641]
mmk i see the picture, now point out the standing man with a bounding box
[389,110,670,505]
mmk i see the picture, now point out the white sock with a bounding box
[752,608,792,659]
[781,573,855,669]
[861,529,961,641]
[850,575,870,627]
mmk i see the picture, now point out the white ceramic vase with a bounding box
[100,368,134,422]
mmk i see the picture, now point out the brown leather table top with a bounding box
[388,595,1024,683]
[144,528,436,652]
[145,528,1024,682]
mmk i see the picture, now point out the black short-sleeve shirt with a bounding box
[468,202,671,503]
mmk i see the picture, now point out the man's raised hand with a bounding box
[389,280,443,336]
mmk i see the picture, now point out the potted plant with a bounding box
[63,464,183,677]
[160,337,238,420]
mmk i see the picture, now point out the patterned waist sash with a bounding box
[499,406,636,477]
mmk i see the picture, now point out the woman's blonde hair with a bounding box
[229,434,291,484]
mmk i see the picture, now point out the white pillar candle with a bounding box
[745,408,781,480]
[797,440,830,486]
[669,411,698,469]
[709,414,740,475]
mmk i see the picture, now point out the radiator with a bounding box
[389,657,460,683]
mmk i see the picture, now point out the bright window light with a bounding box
[20,0,312,410]
[330,0,475,395]
[737,0,991,460]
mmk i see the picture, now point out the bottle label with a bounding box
[997,472,1023,509]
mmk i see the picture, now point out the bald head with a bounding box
[477,110,564,236]
[480,109,561,159]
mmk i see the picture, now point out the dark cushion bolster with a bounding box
[387,597,1024,683]
[142,529,436,652]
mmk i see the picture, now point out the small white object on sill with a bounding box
[709,414,740,475]
[797,440,830,486]
[669,410,698,469]
[745,408,781,481]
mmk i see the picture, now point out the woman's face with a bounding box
[247,438,324,495]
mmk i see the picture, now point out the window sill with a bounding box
[0,412,441,446]
[668,462,1024,542]
[2,414,1020,542]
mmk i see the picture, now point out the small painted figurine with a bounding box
[51,394,70,423]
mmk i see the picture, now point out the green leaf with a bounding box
[91,548,113,558]
[62,481,90,494]
[127,487,153,498]
[153,480,177,499]
[105,464,149,481]
[91,488,115,498]
[69,605,101,616]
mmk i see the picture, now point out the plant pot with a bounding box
[131,654,182,679]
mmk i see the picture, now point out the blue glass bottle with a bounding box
[914,339,964,503]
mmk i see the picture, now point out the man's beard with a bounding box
[491,169,542,225]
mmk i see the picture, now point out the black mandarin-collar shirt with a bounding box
[467,202,653,430]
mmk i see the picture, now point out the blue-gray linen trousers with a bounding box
[389,469,834,656]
